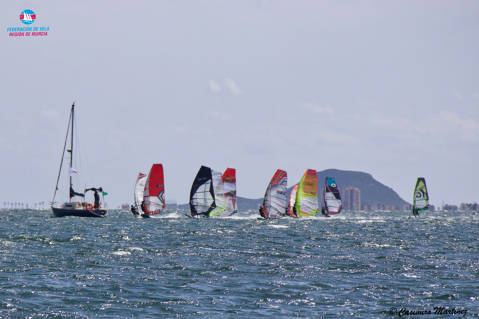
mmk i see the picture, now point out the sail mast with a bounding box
[51,106,72,205]
[69,103,74,203]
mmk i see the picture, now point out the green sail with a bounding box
[412,177,429,215]
[294,169,318,217]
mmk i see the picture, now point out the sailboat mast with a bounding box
[69,103,74,203]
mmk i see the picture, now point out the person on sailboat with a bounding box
[93,189,100,209]
[85,187,101,209]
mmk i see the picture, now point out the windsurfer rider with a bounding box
[259,205,266,218]
[321,207,329,217]
[288,206,298,218]
[131,205,139,216]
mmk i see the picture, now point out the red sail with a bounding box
[143,164,165,215]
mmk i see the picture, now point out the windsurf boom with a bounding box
[323,177,342,215]
[259,169,287,219]
[412,177,429,215]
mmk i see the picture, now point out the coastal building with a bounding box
[343,186,361,211]
[442,204,458,211]
[459,203,478,211]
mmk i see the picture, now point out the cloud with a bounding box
[304,102,334,115]
[224,78,242,95]
[210,111,232,121]
[371,114,411,130]
[208,80,222,93]
[40,109,60,120]
[208,78,242,95]
[439,110,479,142]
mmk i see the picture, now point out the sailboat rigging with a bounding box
[51,103,107,217]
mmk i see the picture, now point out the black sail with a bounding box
[189,166,216,217]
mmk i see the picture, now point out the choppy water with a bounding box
[0,209,478,318]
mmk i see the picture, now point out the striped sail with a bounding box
[261,169,288,219]
[412,177,429,215]
[295,169,318,217]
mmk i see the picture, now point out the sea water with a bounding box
[0,210,478,318]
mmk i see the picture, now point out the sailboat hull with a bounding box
[52,206,107,218]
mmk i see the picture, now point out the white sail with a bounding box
[134,173,147,211]
[262,169,288,219]
[223,168,237,214]
[324,192,341,213]
[191,179,214,213]
[210,170,225,216]
[224,180,236,212]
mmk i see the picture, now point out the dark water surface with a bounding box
[0,210,478,318]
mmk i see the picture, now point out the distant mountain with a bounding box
[180,169,409,211]
[315,169,409,209]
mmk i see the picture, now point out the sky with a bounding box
[1,1,478,208]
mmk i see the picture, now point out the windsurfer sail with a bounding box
[189,166,216,217]
[143,164,166,217]
[295,169,318,217]
[412,177,429,216]
[322,177,342,216]
[287,184,299,217]
[210,168,237,217]
[209,170,225,217]
[131,172,147,217]
[223,168,237,215]
[259,169,287,219]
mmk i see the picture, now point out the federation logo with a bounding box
[20,9,36,25]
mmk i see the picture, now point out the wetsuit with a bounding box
[259,206,266,218]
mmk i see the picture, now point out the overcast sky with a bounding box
[1,1,478,208]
